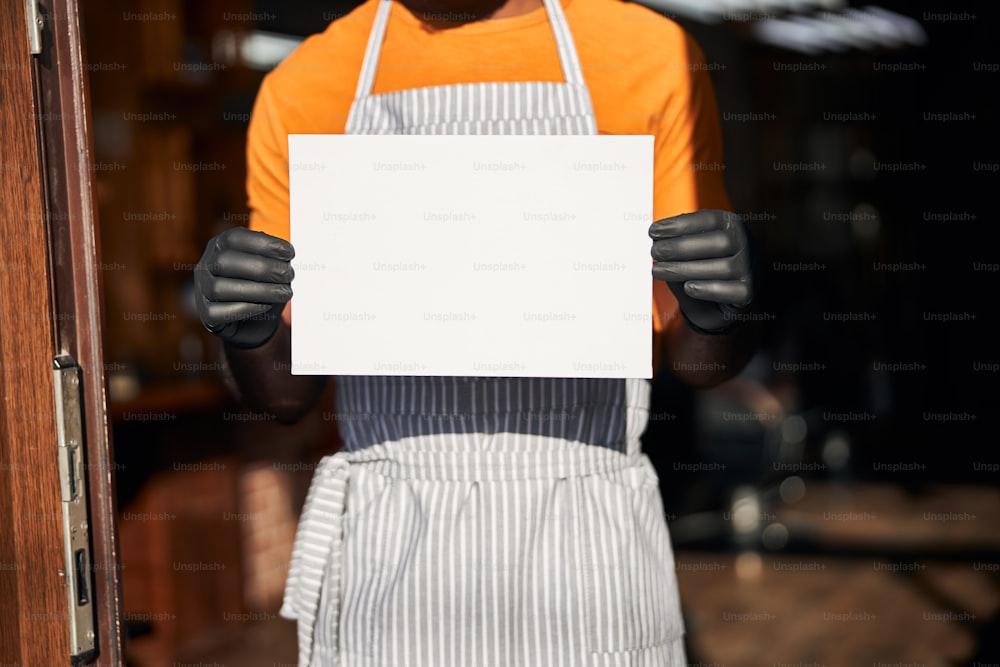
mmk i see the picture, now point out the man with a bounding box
[195,0,755,662]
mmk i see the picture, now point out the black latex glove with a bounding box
[194,227,295,349]
[650,210,753,334]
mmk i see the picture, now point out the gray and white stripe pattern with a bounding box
[281,0,688,662]
[346,81,597,135]
[290,439,686,667]
[335,376,630,452]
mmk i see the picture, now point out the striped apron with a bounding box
[280,0,687,664]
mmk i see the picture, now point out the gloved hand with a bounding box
[194,227,295,349]
[650,210,753,334]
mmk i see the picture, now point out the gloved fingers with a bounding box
[652,256,743,283]
[214,227,295,261]
[648,210,736,240]
[199,275,293,304]
[200,300,274,332]
[682,279,752,307]
[208,248,295,284]
[651,230,736,261]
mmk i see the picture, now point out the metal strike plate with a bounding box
[53,355,97,664]
[25,0,43,55]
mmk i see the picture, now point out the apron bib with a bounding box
[281,1,686,663]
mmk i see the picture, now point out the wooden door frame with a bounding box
[1,0,123,665]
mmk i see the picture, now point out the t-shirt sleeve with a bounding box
[246,75,292,241]
[651,31,732,338]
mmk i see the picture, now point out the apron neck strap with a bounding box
[352,0,587,100]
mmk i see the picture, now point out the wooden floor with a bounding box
[677,482,1000,667]
[170,617,297,667]
[150,482,1000,667]
[678,553,993,666]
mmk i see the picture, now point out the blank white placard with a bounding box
[289,134,653,378]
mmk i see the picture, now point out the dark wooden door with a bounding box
[0,1,123,665]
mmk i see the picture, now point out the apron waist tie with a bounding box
[281,452,352,667]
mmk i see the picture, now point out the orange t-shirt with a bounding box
[246,0,731,345]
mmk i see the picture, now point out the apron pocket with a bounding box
[578,459,684,656]
[339,473,420,660]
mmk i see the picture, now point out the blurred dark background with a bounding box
[80,0,997,665]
